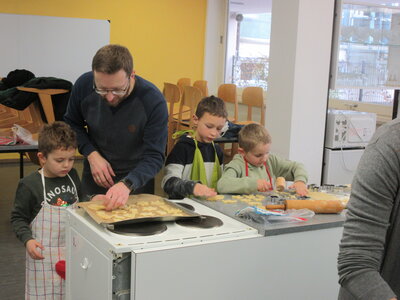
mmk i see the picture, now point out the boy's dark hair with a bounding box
[38,121,77,157]
[195,95,228,119]
[92,44,133,76]
[238,123,271,152]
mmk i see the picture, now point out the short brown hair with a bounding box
[195,95,228,119]
[238,123,271,152]
[92,44,133,76]
[38,121,77,156]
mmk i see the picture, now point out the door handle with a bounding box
[80,257,91,270]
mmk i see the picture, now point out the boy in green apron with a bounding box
[162,96,227,199]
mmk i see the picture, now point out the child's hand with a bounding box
[289,181,308,197]
[193,183,217,197]
[26,239,45,260]
[257,179,272,192]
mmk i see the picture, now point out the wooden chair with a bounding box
[163,82,181,155]
[217,84,238,123]
[0,101,45,165]
[176,85,202,131]
[217,84,239,162]
[236,87,266,126]
[193,80,209,97]
[177,78,191,95]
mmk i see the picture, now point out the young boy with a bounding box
[162,95,227,199]
[217,123,308,196]
[11,121,81,299]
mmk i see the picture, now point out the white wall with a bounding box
[204,0,227,95]
[267,0,335,184]
[0,14,110,83]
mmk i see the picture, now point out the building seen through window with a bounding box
[226,1,271,90]
[330,2,400,104]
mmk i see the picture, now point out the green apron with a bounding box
[173,130,221,188]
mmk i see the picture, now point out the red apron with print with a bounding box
[25,173,77,300]
[244,159,274,191]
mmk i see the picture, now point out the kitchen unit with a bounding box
[66,197,344,300]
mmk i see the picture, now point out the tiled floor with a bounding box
[0,102,261,299]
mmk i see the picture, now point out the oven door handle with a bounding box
[80,257,91,270]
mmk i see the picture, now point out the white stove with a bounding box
[66,198,261,300]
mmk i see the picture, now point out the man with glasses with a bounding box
[64,44,168,210]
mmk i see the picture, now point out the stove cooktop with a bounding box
[176,215,223,229]
[68,198,260,252]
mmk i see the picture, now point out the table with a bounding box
[0,144,38,178]
[16,87,69,123]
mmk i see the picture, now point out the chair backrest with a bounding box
[163,82,181,154]
[177,85,202,131]
[241,86,266,126]
[177,78,191,94]
[217,83,238,122]
[193,80,208,97]
[163,82,181,112]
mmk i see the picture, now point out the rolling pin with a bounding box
[275,177,286,192]
[265,199,344,214]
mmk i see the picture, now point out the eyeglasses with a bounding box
[93,78,130,96]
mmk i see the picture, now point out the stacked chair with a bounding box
[217,84,266,163]
[163,79,203,155]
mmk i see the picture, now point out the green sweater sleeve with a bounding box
[217,156,258,194]
[268,154,308,183]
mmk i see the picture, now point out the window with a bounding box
[225,1,272,90]
[330,2,400,104]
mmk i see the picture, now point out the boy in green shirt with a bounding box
[217,123,308,195]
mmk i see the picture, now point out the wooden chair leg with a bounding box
[231,143,239,156]
[167,121,177,155]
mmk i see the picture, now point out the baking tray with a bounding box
[77,193,201,226]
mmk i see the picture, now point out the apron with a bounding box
[244,159,274,191]
[173,129,221,189]
[191,138,221,189]
[25,170,78,300]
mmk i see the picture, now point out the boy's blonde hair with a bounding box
[238,123,271,152]
[38,121,77,156]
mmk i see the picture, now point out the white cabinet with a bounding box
[323,148,364,185]
[66,228,113,300]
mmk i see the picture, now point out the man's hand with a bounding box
[26,239,45,260]
[87,151,116,188]
[289,181,308,197]
[257,179,272,192]
[193,183,217,197]
[103,182,131,211]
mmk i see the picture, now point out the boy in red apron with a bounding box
[217,123,308,196]
[11,121,81,300]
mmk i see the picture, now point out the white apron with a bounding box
[25,170,78,300]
